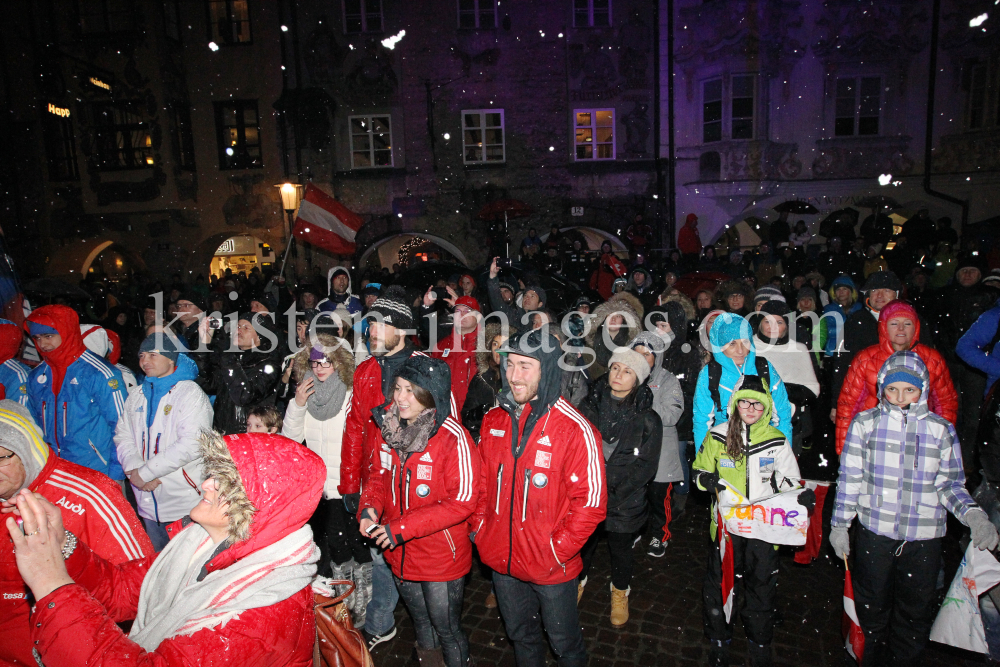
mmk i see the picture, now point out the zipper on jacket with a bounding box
[183,470,200,492]
[494,464,504,514]
[404,468,412,511]
[443,527,457,561]
[154,434,161,455]
[521,468,532,522]
[88,439,108,467]
[62,402,67,436]
[744,423,751,495]
[390,464,397,508]
[142,431,146,459]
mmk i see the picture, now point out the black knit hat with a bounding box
[394,355,452,434]
[646,305,668,327]
[760,299,790,317]
[175,289,205,311]
[662,301,688,341]
[524,284,546,305]
[956,251,988,275]
[365,285,415,330]
[862,271,902,293]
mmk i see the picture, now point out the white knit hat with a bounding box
[608,347,651,385]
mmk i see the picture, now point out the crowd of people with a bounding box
[1,210,1000,667]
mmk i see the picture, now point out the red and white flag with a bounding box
[292,184,364,256]
[843,567,865,663]
[718,504,735,623]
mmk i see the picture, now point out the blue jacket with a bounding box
[693,312,793,451]
[0,358,29,406]
[822,275,863,356]
[27,350,127,479]
[957,299,1000,395]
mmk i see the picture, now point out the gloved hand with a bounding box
[797,488,816,513]
[697,471,727,494]
[342,493,360,515]
[967,509,1000,551]
[830,526,850,560]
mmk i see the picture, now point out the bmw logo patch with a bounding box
[416,484,430,498]
[532,472,548,489]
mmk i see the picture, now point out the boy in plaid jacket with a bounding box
[831,350,999,666]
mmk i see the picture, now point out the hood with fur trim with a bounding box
[585,292,644,348]
[476,321,504,375]
[291,333,355,387]
[714,280,754,309]
[199,431,325,574]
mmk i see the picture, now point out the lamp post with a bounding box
[274,182,303,277]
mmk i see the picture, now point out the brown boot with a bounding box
[610,584,630,626]
[414,643,446,667]
[484,591,497,609]
[577,575,587,604]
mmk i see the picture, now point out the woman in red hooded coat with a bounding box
[834,300,958,454]
[6,432,325,667]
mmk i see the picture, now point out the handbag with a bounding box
[313,580,374,667]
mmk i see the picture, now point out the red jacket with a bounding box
[1,453,152,667]
[589,253,627,301]
[361,415,481,582]
[341,350,455,496]
[471,398,606,585]
[678,216,703,255]
[28,432,324,667]
[430,326,479,414]
[835,300,958,454]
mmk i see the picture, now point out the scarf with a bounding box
[305,370,348,422]
[128,522,318,651]
[380,404,437,462]
[596,390,631,448]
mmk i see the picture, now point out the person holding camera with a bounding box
[486,257,545,333]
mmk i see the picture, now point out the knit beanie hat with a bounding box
[609,347,651,385]
[760,300,790,317]
[176,289,205,311]
[796,286,817,303]
[498,279,516,294]
[956,251,987,275]
[753,286,786,306]
[882,368,923,389]
[630,331,667,355]
[0,400,49,491]
[455,296,480,312]
[662,301,688,340]
[365,285,415,330]
[525,284,546,305]
[862,270,902,293]
[139,332,185,363]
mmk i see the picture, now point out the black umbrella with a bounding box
[23,278,91,299]
[773,200,819,215]
[855,195,902,211]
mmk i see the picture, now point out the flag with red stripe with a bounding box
[718,503,735,623]
[292,184,364,255]
[843,567,865,663]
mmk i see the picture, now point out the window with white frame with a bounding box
[834,76,881,136]
[458,0,497,29]
[462,110,505,163]
[702,75,756,143]
[573,0,610,27]
[574,109,614,160]
[350,115,392,168]
[344,0,382,34]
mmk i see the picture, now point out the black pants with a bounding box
[702,534,779,645]
[309,497,372,577]
[853,525,942,667]
[579,527,635,590]
[646,481,673,541]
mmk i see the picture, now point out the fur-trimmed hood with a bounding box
[659,289,697,324]
[476,321,504,375]
[714,280,754,309]
[585,292,644,347]
[291,333,355,387]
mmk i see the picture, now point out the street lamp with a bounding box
[274,182,303,277]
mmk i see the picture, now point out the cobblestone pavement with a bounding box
[370,496,988,667]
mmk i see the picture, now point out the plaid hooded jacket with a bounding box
[832,350,977,541]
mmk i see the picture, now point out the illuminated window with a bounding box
[574,109,614,160]
[43,107,79,181]
[214,100,262,170]
[835,76,881,136]
[462,110,505,164]
[573,0,610,27]
[206,0,252,45]
[702,75,756,143]
[77,0,135,33]
[350,115,393,168]
[458,0,497,29]
[91,102,153,171]
[344,0,382,33]
[171,102,196,171]
[164,0,181,41]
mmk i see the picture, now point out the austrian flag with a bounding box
[718,504,735,623]
[292,184,364,255]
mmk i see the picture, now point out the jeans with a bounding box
[853,525,942,667]
[142,517,171,553]
[492,572,587,667]
[580,528,635,589]
[675,441,691,495]
[364,548,399,636]
[395,577,468,667]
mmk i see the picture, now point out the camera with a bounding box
[496,257,513,269]
[207,317,224,330]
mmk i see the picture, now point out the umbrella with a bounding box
[23,278,92,299]
[477,199,534,222]
[673,271,731,300]
[818,208,859,238]
[773,200,819,215]
[854,195,901,211]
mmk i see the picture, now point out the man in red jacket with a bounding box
[471,328,606,667]
[678,213,703,256]
[0,399,151,667]
[431,296,481,414]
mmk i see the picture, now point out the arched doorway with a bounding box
[209,235,277,278]
[82,241,144,283]
[358,234,471,270]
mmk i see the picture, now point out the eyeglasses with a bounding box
[737,399,765,411]
[0,452,17,468]
[309,360,333,369]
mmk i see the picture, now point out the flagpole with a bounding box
[278,236,295,278]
